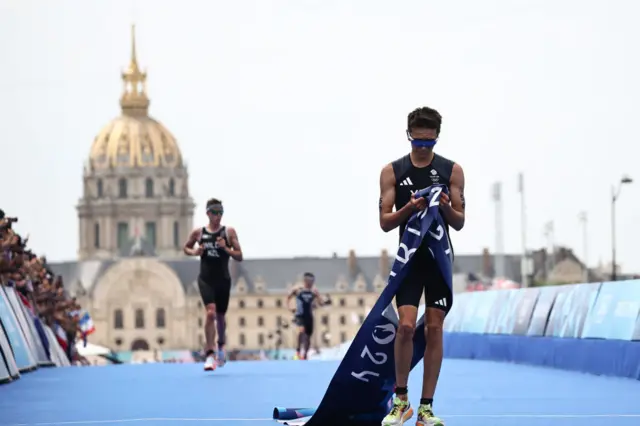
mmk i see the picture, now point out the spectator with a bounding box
[0,210,87,365]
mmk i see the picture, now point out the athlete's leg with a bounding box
[214,279,231,366]
[416,256,451,426]
[294,316,305,359]
[302,317,314,360]
[198,277,218,371]
[382,248,425,426]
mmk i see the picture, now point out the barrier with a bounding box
[321,280,640,380]
[0,285,70,385]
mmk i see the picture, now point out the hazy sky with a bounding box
[1,0,639,273]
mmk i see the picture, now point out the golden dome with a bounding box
[88,25,183,170]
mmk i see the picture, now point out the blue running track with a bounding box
[1,359,639,426]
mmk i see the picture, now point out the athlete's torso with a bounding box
[295,288,316,317]
[392,152,455,252]
[199,226,231,280]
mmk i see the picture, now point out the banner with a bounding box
[3,287,40,367]
[484,289,514,333]
[443,292,471,332]
[0,313,20,380]
[582,280,640,341]
[458,290,500,333]
[526,286,559,336]
[44,324,70,367]
[0,288,35,371]
[544,285,576,337]
[488,287,540,335]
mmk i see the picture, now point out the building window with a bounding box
[239,333,246,346]
[156,308,166,328]
[239,300,245,309]
[145,178,154,198]
[275,299,282,308]
[359,314,365,323]
[118,178,127,198]
[239,317,245,327]
[198,318,203,328]
[168,178,175,196]
[276,316,282,327]
[257,316,264,327]
[340,332,347,342]
[94,223,100,248]
[114,309,123,329]
[135,309,145,329]
[173,221,180,248]
[117,222,129,250]
[358,298,364,307]
[258,333,264,347]
[257,299,264,308]
[339,298,346,307]
[145,222,157,249]
[340,315,346,325]
[197,301,202,309]
[321,315,329,326]
[97,179,103,198]
[198,334,204,346]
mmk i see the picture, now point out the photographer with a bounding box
[0,209,86,365]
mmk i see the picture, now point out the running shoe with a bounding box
[382,397,413,426]
[216,349,226,367]
[203,352,216,371]
[415,404,444,426]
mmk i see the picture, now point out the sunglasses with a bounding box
[207,209,223,216]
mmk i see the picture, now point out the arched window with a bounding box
[145,178,154,198]
[173,221,180,248]
[239,333,246,346]
[114,309,123,329]
[257,316,264,326]
[168,178,175,196]
[155,308,166,328]
[135,309,145,329]
[118,178,127,198]
[97,179,103,198]
[258,333,264,346]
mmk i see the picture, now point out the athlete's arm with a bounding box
[286,288,297,310]
[183,228,202,256]
[379,163,418,233]
[441,163,466,231]
[224,227,244,262]
[312,288,323,306]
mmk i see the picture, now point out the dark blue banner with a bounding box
[526,286,559,336]
[299,185,452,426]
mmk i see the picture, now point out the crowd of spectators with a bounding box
[0,208,86,364]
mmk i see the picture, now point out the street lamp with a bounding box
[611,175,633,281]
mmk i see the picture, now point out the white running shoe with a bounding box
[204,353,216,371]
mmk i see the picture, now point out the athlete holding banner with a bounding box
[378,107,466,426]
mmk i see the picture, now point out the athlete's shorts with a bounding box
[294,315,314,336]
[197,276,231,314]
[395,241,453,314]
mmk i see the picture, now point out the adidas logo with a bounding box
[399,177,413,186]
[434,298,447,307]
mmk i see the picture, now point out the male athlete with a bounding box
[379,107,466,426]
[184,198,243,371]
[287,272,322,360]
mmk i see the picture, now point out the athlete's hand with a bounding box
[409,193,427,211]
[439,192,450,206]
[216,237,227,248]
[193,245,205,256]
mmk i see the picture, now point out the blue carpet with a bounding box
[0,359,639,426]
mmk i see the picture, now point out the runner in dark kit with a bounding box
[287,272,322,360]
[184,198,243,371]
[379,107,466,426]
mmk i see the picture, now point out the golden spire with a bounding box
[120,24,150,116]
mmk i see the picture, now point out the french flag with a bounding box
[79,310,96,346]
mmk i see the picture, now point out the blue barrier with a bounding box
[581,280,640,341]
[0,286,68,385]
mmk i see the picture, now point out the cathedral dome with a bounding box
[88,25,183,171]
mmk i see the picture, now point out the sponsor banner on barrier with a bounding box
[484,289,514,334]
[443,292,471,332]
[487,287,540,335]
[0,315,20,379]
[458,290,500,333]
[0,288,34,370]
[526,286,560,336]
[544,285,576,337]
[633,314,640,341]
[4,287,43,365]
[582,280,640,341]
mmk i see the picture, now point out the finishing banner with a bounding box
[287,185,452,426]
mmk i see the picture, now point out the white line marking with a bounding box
[7,414,640,425]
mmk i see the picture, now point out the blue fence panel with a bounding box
[582,280,640,341]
